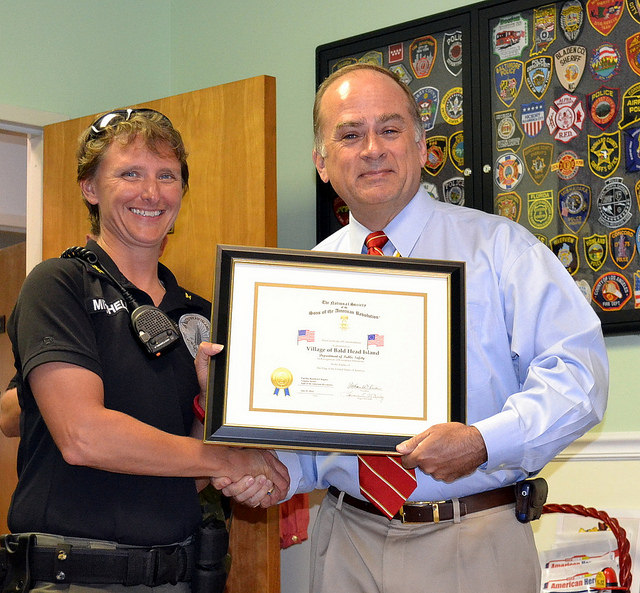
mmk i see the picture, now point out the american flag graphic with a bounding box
[367,333,384,347]
[297,329,315,343]
[635,273,640,309]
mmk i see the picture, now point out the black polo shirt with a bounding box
[8,240,211,546]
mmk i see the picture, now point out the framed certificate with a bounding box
[204,245,466,453]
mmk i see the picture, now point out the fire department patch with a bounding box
[525,56,553,99]
[626,32,640,77]
[554,46,587,92]
[333,196,349,227]
[597,177,632,227]
[521,101,546,137]
[624,127,640,173]
[559,184,591,232]
[546,93,586,143]
[413,87,440,132]
[619,83,640,130]
[410,36,437,78]
[588,130,621,178]
[551,234,580,275]
[441,87,464,125]
[560,0,585,42]
[424,136,448,177]
[495,109,523,151]
[593,272,631,310]
[589,42,621,80]
[610,228,636,269]
[495,153,524,190]
[496,191,522,222]
[449,131,465,172]
[528,190,554,229]
[531,5,557,56]
[587,0,624,35]
[584,233,608,271]
[524,142,554,185]
[443,177,465,205]
[551,150,585,179]
[493,14,529,59]
[443,31,463,76]
[495,60,524,107]
[587,86,619,130]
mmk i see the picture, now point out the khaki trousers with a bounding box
[310,492,541,593]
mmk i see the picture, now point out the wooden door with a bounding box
[41,77,279,593]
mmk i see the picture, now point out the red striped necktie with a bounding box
[358,231,417,519]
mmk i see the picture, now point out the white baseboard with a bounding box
[554,432,640,462]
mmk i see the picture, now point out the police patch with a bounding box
[588,130,621,178]
[495,60,524,107]
[551,150,585,180]
[587,86,619,130]
[495,153,524,190]
[443,177,465,205]
[584,233,608,271]
[524,142,554,185]
[332,57,358,72]
[626,32,640,77]
[525,56,553,100]
[597,177,632,227]
[560,0,585,42]
[610,228,636,270]
[589,43,621,81]
[359,51,383,66]
[496,192,522,222]
[624,127,640,173]
[592,272,632,311]
[441,87,464,125]
[554,46,587,92]
[443,31,463,76]
[546,93,585,143]
[587,0,624,35]
[531,5,556,56]
[521,101,546,137]
[413,87,440,131]
[178,313,211,359]
[449,130,465,172]
[559,184,591,233]
[619,83,640,130]
[528,190,554,229]
[576,279,592,301]
[495,109,523,151]
[551,234,580,275]
[629,0,640,24]
[410,35,437,78]
[424,136,448,177]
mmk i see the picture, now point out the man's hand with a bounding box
[396,423,488,483]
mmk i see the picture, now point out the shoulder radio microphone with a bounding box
[61,246,180,357]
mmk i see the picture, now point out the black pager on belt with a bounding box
[192,516,229,593]
[515,478,548,523]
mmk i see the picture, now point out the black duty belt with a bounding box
[328,485,516,523]
[0,534,194,587]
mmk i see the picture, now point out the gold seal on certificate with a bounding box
[271,367,293,396]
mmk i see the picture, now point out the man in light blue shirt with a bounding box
[222,63,608,593]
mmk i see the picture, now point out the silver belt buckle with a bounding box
[399,500,446,524]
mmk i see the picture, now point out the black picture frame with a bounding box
[204,245,466,453]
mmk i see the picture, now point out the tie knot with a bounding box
[365,231,388,256]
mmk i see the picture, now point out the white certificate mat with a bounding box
[205,246,466,453]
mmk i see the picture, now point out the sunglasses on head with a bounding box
[87,108,173,141]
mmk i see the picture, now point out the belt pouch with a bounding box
[192,518,229,593]
[1,534,35,593]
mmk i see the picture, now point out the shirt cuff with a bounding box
[472,409,524,472]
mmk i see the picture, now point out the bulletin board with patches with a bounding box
[479,0,640,333]
[315,9,477,243]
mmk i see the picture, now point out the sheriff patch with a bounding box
[495,192,522,222]
[528,190,554,229]
[559,184,591,232]
[413,87,440,131]
[610,228,636,270]
[449,131,465,172]
[178,313,211,358]
[587,86,619,130]
[592,271,631,311]
[551,234,580,275]
[493,14,529,59]
[443,177,465,205]
[525,56,553,100]
[441,87,464,125]
[587,0,624,35]
[521,101,546,137]
[551,149,585,180]
[554,46,587,92]
[531,5,556,56]
[584,233,608,271]
[546,93,585,143]
[524,142,554,185]
[495,153,524,190]
[589,43,621,81]
[495,109,523,151]
[597,177,632,227]
[588,130,621,178]
[495,60,524,107]
[410,36,437,78]
[560,0,585,42]
[443,31,463,76]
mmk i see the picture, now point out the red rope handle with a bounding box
[542,503,632,592]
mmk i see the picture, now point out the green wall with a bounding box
[1,0,638,433]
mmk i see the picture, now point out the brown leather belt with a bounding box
[328,485,516,523]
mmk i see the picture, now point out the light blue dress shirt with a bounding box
[278,188,608,501]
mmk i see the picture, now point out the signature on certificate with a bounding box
[344,382,384,402]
